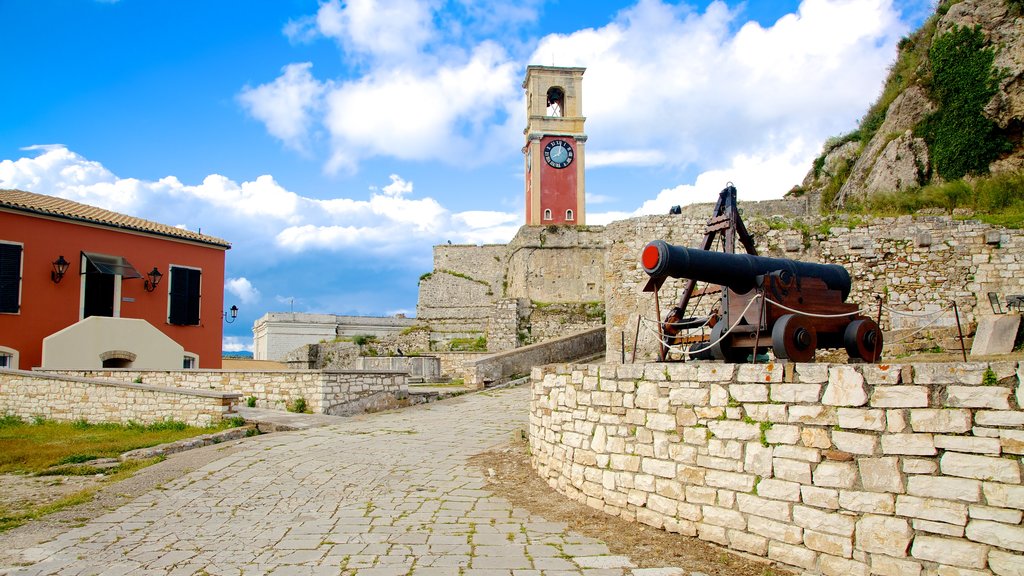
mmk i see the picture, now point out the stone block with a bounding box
[941,452,1021,483]
[859,457,904,493]
[970,315,1021,356]
[747,515,803,545]
[768,540,818,570]
[881,433,936,455]
[989,549,1024,576]
[820,554,869,576]
[965,520,1024,552]
[668,387,709,406]
[909,408,972,433]
[902,458,938,474]
[983,482,1024,510]
[788,404,837,425]
[913,364,959,385]
[1001,429,1024,455]
[837,408,886,431]
[736,493,791,521]
[861,363,902,385]
[896,495,968,525]
[910,535,989,569]
[907,476,981,502]
[839,490,894,514]
[887,408,908,432]
[700,505,745,530]
[935,435,1002,455]
[774,444,821,462]
[795,363,829,383]
[805,529,853,558]
[856,515,911,557]
[822,366,868,407]
[757,478,800,502]
[869,555,922,576]
[814,461,858,488]
[743,403,787,423]
[793,504,856,536]
[685,486,716,505]
[770,383,822,403]
[946,386,1012,410]
[801,427,832,449]
[707,419,760,441]
[871,386,930,408]
[969,504,1024,524]
[912,518,964,537]
[831,430,878,454]
[640,458,676,478]
[744,442,773,477]
[774,458,812,484]
[727,529,768,555]
[763,423,799,445]
[802,485,839,509]
[737,362,783,383]
[704,469,755,492]
[975,410,1024,427]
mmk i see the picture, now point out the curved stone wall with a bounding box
[529,361,1024,575]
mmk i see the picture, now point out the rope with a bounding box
[881,303,951,318]
[762,297,866,318]
[885,305,955,345]
[642,295,763,358]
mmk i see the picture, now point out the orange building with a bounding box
[0,189,231,370]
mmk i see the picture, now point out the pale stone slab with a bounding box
[822,366,868,407]
[909,408,972,433]
[859,457,904,493]
[770,383,821,403]
[768,541,817,570]
[896,495,968,525]
[975,410,1024,427]
[966,520,1024,552]
[912,518,964,537]
[1001,429,1024,455]
[802,485,839,509]
[813,461,857,488]
[881,433,936,455]
[910,535,989,569]
[946,386,1012,410]
[804,529,852,558]
[748,515,803,545]
[934,435,1002,455]
[906,476,982,502]
[831,430,878,454]
[984,482,1024,510]
[792,505,856,536]
[774,444,821,462]
[989,549,1024,576]
[855,515,911,557]
[869,554,922,576]
[707,419,759,441]
[837,408,886,431]
[970,315,1021,356]
[839,491,894,514]
[871,386,929,408]
[756,478,800,502]
[969,504,1023,524]
[941,452,1021,483]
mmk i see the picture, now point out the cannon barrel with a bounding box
[642,240,852,300]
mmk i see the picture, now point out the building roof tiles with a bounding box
[0,189,230,248]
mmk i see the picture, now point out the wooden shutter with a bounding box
[169,267,201,325]
[0,243,22,313]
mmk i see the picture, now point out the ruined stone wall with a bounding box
[40,369,407,417]
[530,361,1024,576]
[506,225,606,303]
[604,214,1024,361]
[432,244,507,291]
[0,369,238,427]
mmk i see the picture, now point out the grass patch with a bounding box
[0,417,241,475]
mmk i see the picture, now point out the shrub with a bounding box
[246,396,257,408]
[918,25,1010,179]
[287,397,309,414]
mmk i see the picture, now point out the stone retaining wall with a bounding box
[530,361,1024,575]
[466,327,605,387]
[41,369,407,416]
[0,369,238,427]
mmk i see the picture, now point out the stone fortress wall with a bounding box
[253,312,416,361]
[530,361,1024,575]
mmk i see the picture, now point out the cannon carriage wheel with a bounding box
[844,318,883,362]
[708,322,748,363]
[771,314,818,362]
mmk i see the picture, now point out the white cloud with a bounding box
[225,277,261,305]
[238,62,325,152]
[222,336,253,353]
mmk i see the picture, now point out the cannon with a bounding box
[641,239,882,362]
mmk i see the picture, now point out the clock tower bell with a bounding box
[523,66,586,226]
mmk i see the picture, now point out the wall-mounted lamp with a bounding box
[143,267,163,292]
[51,255,70,284]
[224,305,239,323]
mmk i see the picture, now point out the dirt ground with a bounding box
[469,439,791,576]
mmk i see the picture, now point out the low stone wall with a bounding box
[431,352,492,381]
[466,327,605,387]
[40,369,407,416]
[356,356,442,381]
[0,369,239,426]
[530,361,1024,575]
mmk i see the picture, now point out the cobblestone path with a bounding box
[3,386,646,576]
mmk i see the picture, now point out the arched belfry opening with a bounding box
[546,87,564,117]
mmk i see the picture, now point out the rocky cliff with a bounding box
[798,0,1023,210]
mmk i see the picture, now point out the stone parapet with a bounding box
[0,369,239,427]
[530,361,1023,575]
[39,368,407,416]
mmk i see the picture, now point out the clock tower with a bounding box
[523,66,587,226]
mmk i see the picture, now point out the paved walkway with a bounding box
[2,386,648,576]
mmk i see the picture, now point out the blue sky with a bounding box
[0,0,933,351]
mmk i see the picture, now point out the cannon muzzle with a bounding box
[641,240,852,300]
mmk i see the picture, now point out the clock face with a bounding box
[544,139,575,169]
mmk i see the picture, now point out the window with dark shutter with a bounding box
[0,243,22,314]
[168,266,201,325]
